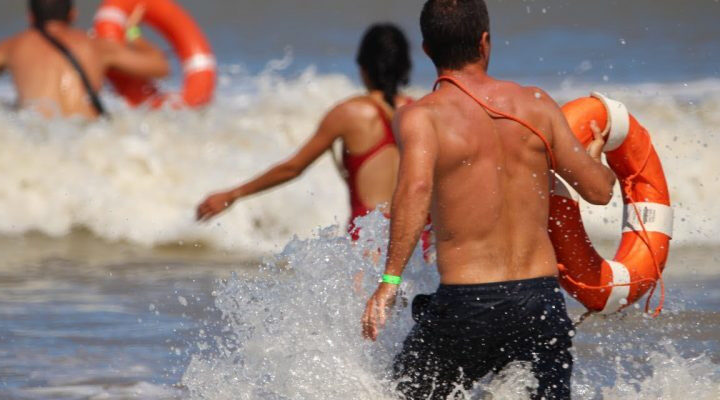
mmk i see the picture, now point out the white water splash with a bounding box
[181,214,719,399]
[0,70,718,253]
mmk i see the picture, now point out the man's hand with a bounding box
[196,191,236,221]
[586,119,609,162]
[362,283,398,341]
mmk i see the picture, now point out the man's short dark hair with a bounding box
[420,0,490,70]
[29,0,73,28]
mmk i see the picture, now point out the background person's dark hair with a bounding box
[29,0,73,29]
[421,0,490,70]
[356,24,412,109]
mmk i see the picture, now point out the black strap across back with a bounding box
[37,27,106,116]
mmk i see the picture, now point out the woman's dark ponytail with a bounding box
[356,24,412,109]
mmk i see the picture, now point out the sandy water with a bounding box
[1,225,718,399]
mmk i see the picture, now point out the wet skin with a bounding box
[362,33,616,341]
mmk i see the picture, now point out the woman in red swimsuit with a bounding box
[196,24,412,240]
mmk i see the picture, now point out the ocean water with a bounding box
[0,0,719,399]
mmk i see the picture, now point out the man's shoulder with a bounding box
[398,95,434,117]
[405,91,444,114]
[513,81,557,105]
[491,80,560,116]
[1,30,34,47]
[393,98,437,140]
[492,79,546,100]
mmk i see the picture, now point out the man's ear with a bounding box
[422,41,431,58]
[480,32,491,66]
[28,13,36,27]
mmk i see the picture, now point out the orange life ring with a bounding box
[550,93,673,315]
[93,0,216,107]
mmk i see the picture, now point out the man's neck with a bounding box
[437,62,490,82]
[35,20,71,32]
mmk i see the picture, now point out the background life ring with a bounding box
[94,0,216,107]
[549,93,673,315]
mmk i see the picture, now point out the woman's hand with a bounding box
[196,191,236,221]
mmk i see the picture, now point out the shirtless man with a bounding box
[0,0,169,118]
[361,1,616,398]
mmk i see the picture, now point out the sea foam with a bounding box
[0,68,717,253]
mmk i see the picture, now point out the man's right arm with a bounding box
[362,104,438,341]
[544,91,616,204]
[99,38,170,79]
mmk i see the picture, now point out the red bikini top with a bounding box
[342,101,397,176]
[342,98,409,218]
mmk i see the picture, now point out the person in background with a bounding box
[197,24,415,242]
[0,0,169,119]
[361,0,616,398]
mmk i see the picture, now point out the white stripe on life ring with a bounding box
[623,202,674,238]
[601,260,631,314]
[552,175,580,201]
[591,92,630,152]
[183,54,217,74]
[94,6,128,26]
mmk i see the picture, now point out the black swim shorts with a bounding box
[393,276,574,399]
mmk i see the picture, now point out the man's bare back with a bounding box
[406,71,613,284]
[0,3,168,119]
[1,26,107,117]
[420,74,560,284]
[366,65,615,290]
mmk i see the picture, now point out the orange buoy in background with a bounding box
[94,0,216,107]
[550,93,673,315]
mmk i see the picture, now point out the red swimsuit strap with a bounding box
[434,76,557,171]
[343,100,397,174]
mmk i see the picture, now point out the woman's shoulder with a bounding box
[328,95,380,120]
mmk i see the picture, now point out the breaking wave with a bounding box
[0,66,717,253]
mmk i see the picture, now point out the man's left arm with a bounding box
[361,105,438,341]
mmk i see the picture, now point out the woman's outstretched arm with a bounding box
[196,104,349,221]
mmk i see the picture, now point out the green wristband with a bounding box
[126,26,142,42]
[381,274,402,285]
